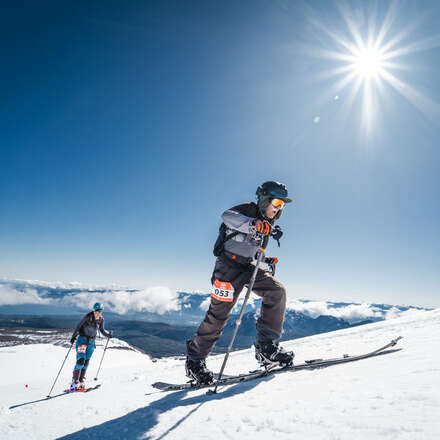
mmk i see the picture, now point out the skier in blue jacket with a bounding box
[69,302,112,389]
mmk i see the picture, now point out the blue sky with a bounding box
[1,0,439,307]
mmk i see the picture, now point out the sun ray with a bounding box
[306,47,356,63]
[307,17,359,56]
[307,1,440,135]
[380,60,413,72]
[314,64,356,81]
[382,34,440,60]
[315,69,360,107]
[373,0,399,50]
[379,69,440,120]
[377,12,429,55]
[337,2,365,52]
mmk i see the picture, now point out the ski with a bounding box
[63,384,101,394]
[151,336,403,392]
[9,385,102,410]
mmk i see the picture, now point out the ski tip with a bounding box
[152,382,172,390]
[391,336,403,345]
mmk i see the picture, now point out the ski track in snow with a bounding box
[0,309,439,439]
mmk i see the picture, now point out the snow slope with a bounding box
[1,309,439,440]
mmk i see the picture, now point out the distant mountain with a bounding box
[0,276,430,357]
[0,279,431,326]
[0,310,359,358]
[216,309,352,351]
[0,278,433,357]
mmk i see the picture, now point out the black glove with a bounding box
[107,331,113,338]
[271,225,283,247]
[265,257,278,276]
[70,336,76,345]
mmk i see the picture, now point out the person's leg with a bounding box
[251,269,293,365]
[72,337,88,385]
[251,268,287,343]
[187,259,247,360]
[79,340,95,385]
[187,297,239,359]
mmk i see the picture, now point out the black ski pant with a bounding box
[187,257,287,360]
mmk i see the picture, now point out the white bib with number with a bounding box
[211,279,235,302]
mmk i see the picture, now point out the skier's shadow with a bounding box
[58,375,274,440]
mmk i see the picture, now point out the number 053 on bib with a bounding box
[211,279,235,302]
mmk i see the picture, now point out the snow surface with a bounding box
[1,309,439,439]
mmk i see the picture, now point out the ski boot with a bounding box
[185,358,214,385]
[255,340,295,368]
[70,370,80,391]
[78,370,86,390]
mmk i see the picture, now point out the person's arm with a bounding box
[71,314,88,343]
[99,318,112,338]
[221,203,255,233]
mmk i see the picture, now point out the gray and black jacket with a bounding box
[72,312,111,342]
[221,202,272,265]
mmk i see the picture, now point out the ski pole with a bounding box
[94,336,110,381]
[47,343,73,397]
[209,242,266,394]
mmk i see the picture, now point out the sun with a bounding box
[307,2,440,136]
[352,47,384,79]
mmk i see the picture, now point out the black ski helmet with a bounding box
[256,181,292,220]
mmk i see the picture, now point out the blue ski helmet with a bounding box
[93,302,104,311]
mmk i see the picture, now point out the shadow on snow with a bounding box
[57,376,274,440]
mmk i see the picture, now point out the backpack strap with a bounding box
[213,224,242,257]
[224,230,241,242]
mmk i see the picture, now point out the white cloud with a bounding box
[286,299,391,323]
[232,295,257,313]
[0,285,52,306]
[61,287,180,315]
[0,281,179,315]
[199,296,211,312]
[0,280,428,322]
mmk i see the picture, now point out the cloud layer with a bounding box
[63,287,180,315]
[285,299,415,323]
[0,285,52,306]
[0,279,430,322]
[0,280,179,315]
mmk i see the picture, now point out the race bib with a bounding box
[77,344,87,354]
[211,279,235,302]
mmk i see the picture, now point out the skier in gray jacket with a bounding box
[69,302,112,389]
[186,181,294,384]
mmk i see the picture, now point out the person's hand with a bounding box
[253,219,272,236]
[108,331,113,338]
[271,225,283,241]
[265,257,279,265]
[70,336,76,345]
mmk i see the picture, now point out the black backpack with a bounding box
[213,223,241,257]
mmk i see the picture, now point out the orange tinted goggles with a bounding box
[271,198,285,209]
